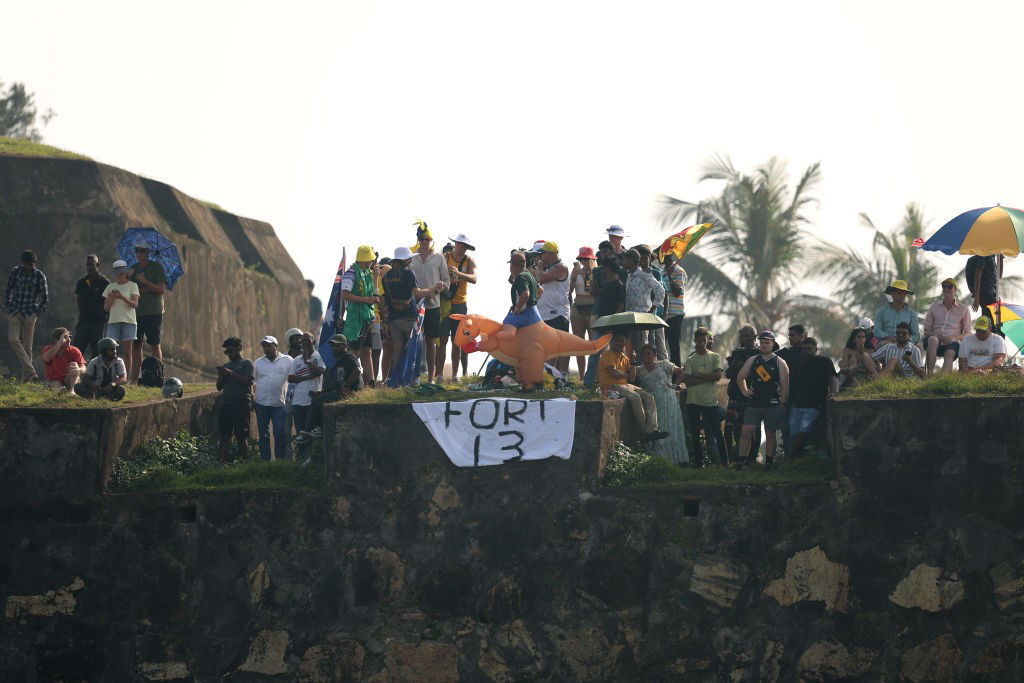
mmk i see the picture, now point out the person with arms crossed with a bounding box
[73,254,109,359]
[216,337,254,463]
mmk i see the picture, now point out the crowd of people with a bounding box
[7,225,1015,468]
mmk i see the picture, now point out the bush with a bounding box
[603,442,675,486]
[109,430,218,491]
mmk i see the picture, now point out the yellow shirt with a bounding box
[598,350,631,389]
[446,252,469,305]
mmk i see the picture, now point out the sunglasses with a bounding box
[941,284,954,289]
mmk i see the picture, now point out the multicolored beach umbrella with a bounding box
[658,222,713,262]
[994,302,1024,354]
[917,206,1024,256]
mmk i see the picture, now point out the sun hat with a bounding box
[541,241,559,254]
[260,335,279,346]
[112,259,129,271]
[606,225,626,237]
[858,317,873,329]
[356,245,376,262]
[393,246,413,260]
[329,333,348,345]
[448,233,476,250]
[975,316,992,330]
[577,246,597,260]
[884,279,914,295]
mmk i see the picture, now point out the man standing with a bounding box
[597,333,668,442]
[41,327,85,392]
[959,316,1007,374]
[73,254,109,359]
[682,327,726,466]
[787,337,837,460]
[534,241,571,374]
[253,335,292,461]
[289,333,324,447]
[636,245,669,360]
[872,322,926,379]
[307,280,323,341]
[407,222,449,382]
[725,325,760,463]
[74,337,128,401]
[341,245,380,386]
[966,254,1001,335]
[737,331,790,470]
[663,253,688,365]
[622,249,665,355]
[923,278,971,374]
[216,337,254,463]
[777,324,806,369]
[442,233,477,381]
[383,247,443,381]
[129,243,166,383]
[605,225,627,266]
[874,280,920,345]
[4,250,48,381]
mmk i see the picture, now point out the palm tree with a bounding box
[657,155,841,348]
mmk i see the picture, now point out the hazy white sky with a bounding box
[4,0,1023,324]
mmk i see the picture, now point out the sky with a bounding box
[4,0,1024,326]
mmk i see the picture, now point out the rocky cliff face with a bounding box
[0,157,308,380]
[2,397,1024,680]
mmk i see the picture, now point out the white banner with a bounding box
[411,397,576,467]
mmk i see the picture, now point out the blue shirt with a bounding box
[874,303,920,343]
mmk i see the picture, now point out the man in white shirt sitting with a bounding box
[254,335,293,461]
[959,316,1007,374]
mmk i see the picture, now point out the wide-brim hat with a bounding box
[885,279,914,295]
[577,246,597,260]
[356,245,376,262]
[393,246,413,260]
[448,233,476,250]
[606,225,626,237]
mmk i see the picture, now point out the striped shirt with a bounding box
[871,342,923,378]
[665,263,687,319]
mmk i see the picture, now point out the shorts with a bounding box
[389,317,415,345]
[788,406,822,435]
[743,404,787,431]
[219,399,252,439]
[545,315,570,332]
[423,306,442,339]
[725,399,746,429]
[937,341,960,357]
[503,305,541,328]
[369,320,383,351]
[136,314,163,345]
[444,303,468,339]
[106,322,137,342]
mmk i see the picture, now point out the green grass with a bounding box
[198,199,224,211]
[139,460,326,493]
[344,375,598,405]
[838,371,1024,400]
[0,378,214,409]
[0,136,91,160]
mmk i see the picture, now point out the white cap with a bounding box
[285,328,303,340]
[858,317,873,329]
[112,259,129,270]
[261,335,279,346]
[529,241,546,253]
[448,233,476,250]
[393,246,413,260]
[606,225,626,237]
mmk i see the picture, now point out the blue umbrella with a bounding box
[116,227,185,290]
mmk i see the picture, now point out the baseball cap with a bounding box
[758,330,775,340]
[975,316,991,330]
[112,259,129,271]
[260,335,279,346]
[941,277,957,288]
[858,317,873,330]
[329,333,348,345]
[541,241,559,254]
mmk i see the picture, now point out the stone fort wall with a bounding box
[0,156,308,381]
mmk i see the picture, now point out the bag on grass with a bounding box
[139,357,165,387]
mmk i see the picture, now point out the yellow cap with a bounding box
[975,316,991,330]
[541,241,559,254]
[941,277,957,288]
[356,245,376,262]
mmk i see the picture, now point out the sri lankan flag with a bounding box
[658,222,713,262]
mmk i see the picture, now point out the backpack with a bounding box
[139,357,165,387]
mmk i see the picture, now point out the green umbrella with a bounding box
[591,312,668,333]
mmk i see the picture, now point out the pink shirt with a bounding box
[923,300,971,343]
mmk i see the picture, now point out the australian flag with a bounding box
[317,248,347,369]
[386,298,426,387]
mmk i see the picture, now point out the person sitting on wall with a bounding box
[871,322,925,379]
[74,337,128,401]
[597,333,668,442]
[216,337,254,463]
[874,280,920,345]
[838,327,879,390]
[40,327,85,393]
[958,316,1007,374]
[923,278,971,375]
[300,333,364,441]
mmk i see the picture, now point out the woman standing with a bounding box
[568,247,597,378]
[102,260,139,381]
[636,344,689,465]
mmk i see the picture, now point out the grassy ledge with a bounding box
[0,378,214,409]
[837,372,1024,400]
[0,136,91,160]
[343,374,599,405]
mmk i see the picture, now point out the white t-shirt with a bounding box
[290,351,325,406]
[254,353,293,407]
[959,332,1007,369]
[102,281,140,324]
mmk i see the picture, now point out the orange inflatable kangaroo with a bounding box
[451,313,611,387]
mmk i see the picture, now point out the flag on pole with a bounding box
[657,222,714,262]
[318,248,347,369]
[387,298,426,387]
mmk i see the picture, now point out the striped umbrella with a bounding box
[994,302,1024,356]
[917,205,1024,256]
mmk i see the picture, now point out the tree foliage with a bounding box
[0,80,54,142]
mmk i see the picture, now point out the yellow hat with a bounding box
[541,241,559,254]
[356,245,376,262]
[975,316,991,330]
[941,277,957,289]
[885,279,914,295]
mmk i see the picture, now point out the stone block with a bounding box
[889,564,964,612]
[239,629,290,676]
[763,546,850,613]
[689,554,749,609]
[797,640,877,681]
[900,634,962,683]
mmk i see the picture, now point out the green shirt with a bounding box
[684,351,722,406]
[131,261,166,316]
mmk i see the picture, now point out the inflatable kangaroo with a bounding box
[451,313,611,388]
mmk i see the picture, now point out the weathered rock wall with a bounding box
[3,397,1024,680]
[0,157,308,381]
